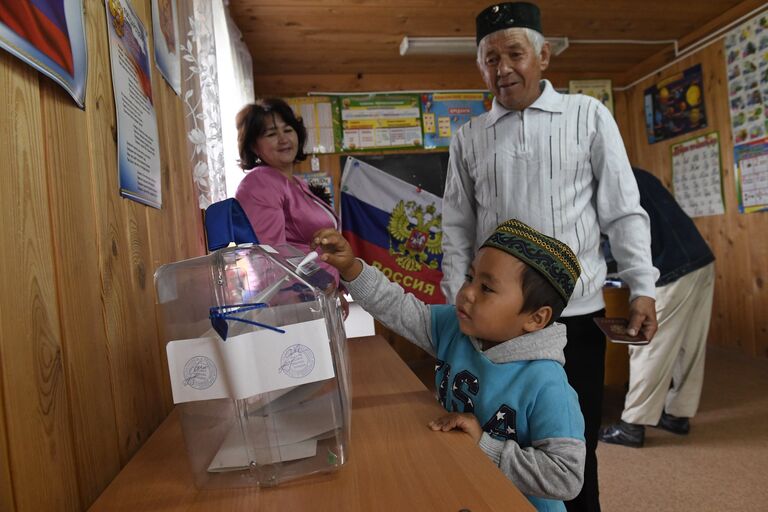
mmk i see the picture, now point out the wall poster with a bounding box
[0,0,88,107]
[420,92,493,148]
[734,137,768,214]
[286,96,342,154]
[152,0,180,94]
[105,0,162,208]
[724,12,768,145]
[670,132,725,218]
[339,94,422,151]
[644,64,707,144]
[569,79,614,115]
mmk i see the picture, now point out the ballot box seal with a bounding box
[183,356,218,390]
[279,344,316,378]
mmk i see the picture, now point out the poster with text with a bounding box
[340,95,422,151]
[105,0,162,208]
[671,132,724,218]
[724,12,768,145]
[734,138,768,214]
[286,96,342,153]
[569,79,614,115]
[0,0,87,107]
[644,64,707,144]
[152,0,180,94]
[420,92,493,148]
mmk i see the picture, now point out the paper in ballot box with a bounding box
[154,243,351,489]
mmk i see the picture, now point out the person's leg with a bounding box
[665,263,715,419]
[562,310,605,512]
[620,277,686,425]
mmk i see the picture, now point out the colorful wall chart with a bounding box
[339,94,422,151]
[286,96,342,154]
[420,92,492,148]
[644,64,707,144]
[569,79,614,115]
[670,132,724,218]
[724,12,768,145]
[734,137,768,214]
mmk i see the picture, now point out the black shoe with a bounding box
[599,420,645,447]
[656,411,690,435]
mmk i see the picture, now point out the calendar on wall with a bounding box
[670,131,725,218]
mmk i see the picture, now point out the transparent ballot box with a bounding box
[154,244,351,489]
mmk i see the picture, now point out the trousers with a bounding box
[561,309,606,512]
[622,263,715,424]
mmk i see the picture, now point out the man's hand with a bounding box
[428,412,483,443]
[312,229,362,281]
[627,296,657,341]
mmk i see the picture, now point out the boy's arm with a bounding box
[343,260,436,356]
[478,435,585,500]
[477,377,586,501]
[313,229,435,355]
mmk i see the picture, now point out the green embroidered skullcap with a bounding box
[476,2,542,44]
[481,219,581,302]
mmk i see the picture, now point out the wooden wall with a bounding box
[0,1,205,511]
[614,40,768,359]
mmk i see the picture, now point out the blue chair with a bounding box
[204,198,259,251]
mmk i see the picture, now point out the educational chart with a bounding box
[339,95,422,151]
[724,12,768,145]
[286,96,342,153]
[671,132,725,218]
[421,92,493,148]
[734,137,768,214]
[300,172,335,208]
[644,64,707,144]
[569,79,614,115]
[105,0,162,208]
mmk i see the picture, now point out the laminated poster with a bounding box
[671,132,725,218]
[340,94,422,151]
[420,92,493,148]
[286,96,342,153]
[734,137,768,214]
[644,64,707,144]
[569,79,614,115]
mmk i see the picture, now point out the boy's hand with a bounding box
[312,229,362,281]
[429,412,483,443]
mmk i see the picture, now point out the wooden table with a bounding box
[90,336,533,511]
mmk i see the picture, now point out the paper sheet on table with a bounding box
[207,392,342,472]
[166,318,335,404]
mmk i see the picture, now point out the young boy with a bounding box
[314,219,585,512]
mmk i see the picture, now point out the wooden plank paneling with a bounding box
[614,40,768,359]
[39,76,121,507]
[0,53,81,512]
[232,0,748,84]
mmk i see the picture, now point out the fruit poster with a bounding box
[643,64,707,144]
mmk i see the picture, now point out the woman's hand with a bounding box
[312,229,362,281]
[428,412,483,443]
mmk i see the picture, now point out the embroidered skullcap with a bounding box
[481,219,580,302]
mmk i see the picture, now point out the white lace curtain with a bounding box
[178,0,254,208]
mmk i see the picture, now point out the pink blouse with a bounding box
[235,165,340,284]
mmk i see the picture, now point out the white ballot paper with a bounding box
[167,318,335,404]
[207,392,342,472]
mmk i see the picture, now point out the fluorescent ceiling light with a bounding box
[399,36,569,57]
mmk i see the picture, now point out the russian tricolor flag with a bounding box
[0,0,74,75]
[341,157,446,304]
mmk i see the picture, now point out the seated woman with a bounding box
[235,98,345,299]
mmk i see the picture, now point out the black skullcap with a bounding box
[476,2,542,44]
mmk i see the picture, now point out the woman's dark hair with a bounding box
[236,98,308,169]
[519,265,567,326]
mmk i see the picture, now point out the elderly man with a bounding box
[441,3,659,511]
